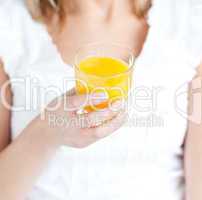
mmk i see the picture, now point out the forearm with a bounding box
[185,124,202,200]
[0,117,61,200]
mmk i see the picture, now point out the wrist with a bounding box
[34,114,63,149]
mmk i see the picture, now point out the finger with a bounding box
[79,109,118,128]
[83,100,125,128]
[66,88,76,96]
[108,98,126,112]
[89,110,127,139]
[67,92,108,112]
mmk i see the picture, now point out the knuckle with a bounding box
[93,129,101,138]
[94,129,107,139]
[74,141,88,149]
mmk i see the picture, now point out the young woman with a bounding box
[0,0,202,199]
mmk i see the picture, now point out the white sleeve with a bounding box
[187,1,202,68]
[0,1,23,77]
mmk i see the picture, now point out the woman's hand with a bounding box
[43,89,127,148]
[0,84,127,200]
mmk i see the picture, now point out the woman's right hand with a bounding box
[42,89,127,148]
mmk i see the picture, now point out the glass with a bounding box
[74,43,135,112]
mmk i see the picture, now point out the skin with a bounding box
[0,60,11,151]
[185,63,202,200]
[0,66,127,200]
[1,0,199,199]
[48,0,148,64]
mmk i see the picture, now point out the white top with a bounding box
[0,0,202,199]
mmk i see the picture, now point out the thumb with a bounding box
[66,92,108,112]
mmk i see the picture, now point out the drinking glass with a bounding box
[74,43,135,112]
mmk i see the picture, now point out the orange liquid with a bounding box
[76,57,132,111]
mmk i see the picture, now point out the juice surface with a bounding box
[76,57,132,111]
[78,57,129,77]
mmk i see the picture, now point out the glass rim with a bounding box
[74,42,136,80]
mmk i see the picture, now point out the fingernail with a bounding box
[110,99,125,111]
[90,92,108,98]
[91,98,107,105]
[90,92,108,105]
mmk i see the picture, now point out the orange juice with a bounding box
[75,56,133,111]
